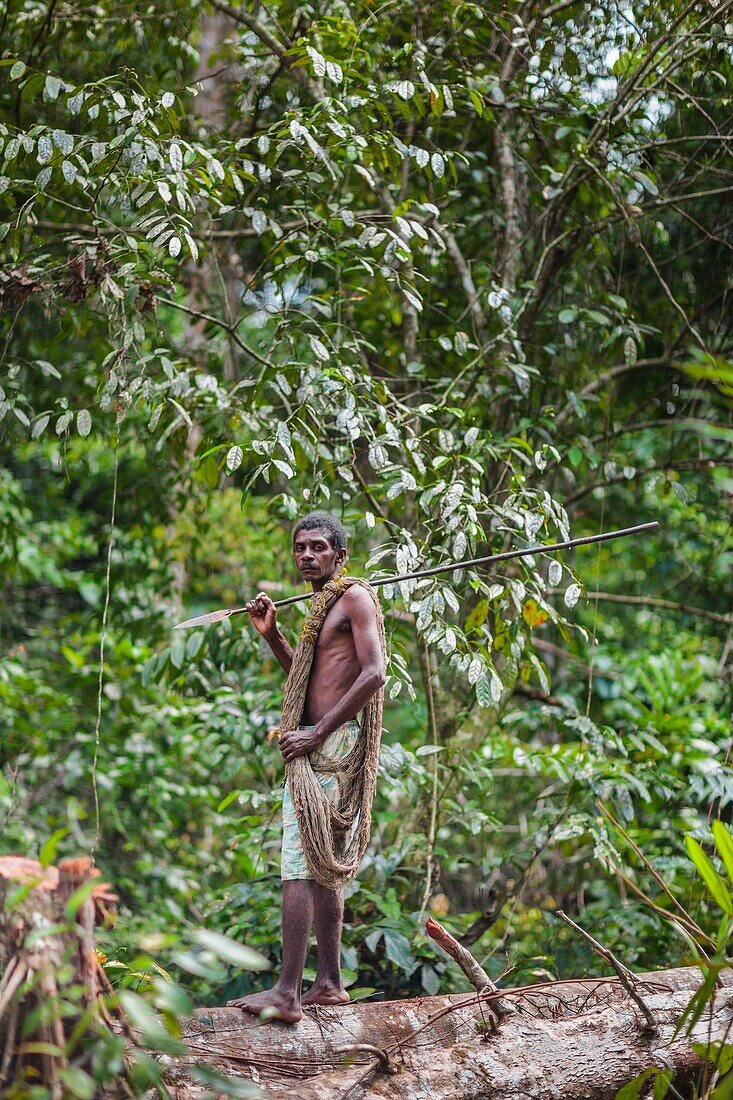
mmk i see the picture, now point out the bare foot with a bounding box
[302,983,350,1007]
[227,987,302,1024]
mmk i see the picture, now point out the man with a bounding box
[228,513,386,1023]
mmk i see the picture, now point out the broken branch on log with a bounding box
[425,915,516,1017]
[557,909,658,1030]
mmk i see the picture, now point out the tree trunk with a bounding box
[0,856,116,1097]
[165,966,732,1099]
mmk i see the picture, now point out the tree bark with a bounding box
[0,856,117,1096]
[166,966,732,1099]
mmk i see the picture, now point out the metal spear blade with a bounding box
[173,607,237,629]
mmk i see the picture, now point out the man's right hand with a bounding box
[245,591,277,638]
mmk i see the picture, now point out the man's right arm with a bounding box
[245,591,294,674]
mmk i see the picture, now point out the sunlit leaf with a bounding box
[196,930,270,970]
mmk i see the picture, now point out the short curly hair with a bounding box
[292,512,348,552]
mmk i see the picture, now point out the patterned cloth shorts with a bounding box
[281,720,361,882]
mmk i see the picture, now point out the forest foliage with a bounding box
[1,0,732,1032]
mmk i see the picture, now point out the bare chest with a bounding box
[312,605,354,655]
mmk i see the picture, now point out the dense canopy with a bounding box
[1,0,732,1092]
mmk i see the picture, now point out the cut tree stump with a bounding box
[0,855,117,1098]
[165,966,733,1099]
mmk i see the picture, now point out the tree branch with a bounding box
[557,910,657,1030]
[425,917,516,1017]
[555,358,673,428]
[209,0,323,101]
[156,296,274,370]
[430,222,489,347]
[417,642,441,923]
[563,459,722,507]
[496,124,521,294]
[548,590,732,626]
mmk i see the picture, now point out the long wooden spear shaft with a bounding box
[173,521,658,629]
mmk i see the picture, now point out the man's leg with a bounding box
[301,883,350,1006]
[227,881,312,1023]
[301,722,361,1006]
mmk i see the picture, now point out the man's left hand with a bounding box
[279,728,323,763]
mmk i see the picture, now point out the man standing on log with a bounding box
[228,513,386,1023]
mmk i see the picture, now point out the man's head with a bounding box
[292,512,348,589]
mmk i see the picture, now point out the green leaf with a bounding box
[127,1048,165,1089]
[272,458,294,479]
[10,61,27,81]
[686,836,733,914]
[217,790,241,813]
[475,671,493,708]
[184,231,199,261]
[39,827,68,868]
[712,822,733,885]
[652,1069,673,1099]
[44,74,63,101]
[189,1064,262,1097]
[171,951,226,980]
[153,977,194,1018]
[118,992,187,1054]
[310,335,330,361]
[692,1041,733,1077]
[564,583,581,609]
[382,929,414,973]
[421,963,441,995]
[196,930,270,970]
[631,169,659,196]
[674,962,722,1038]
[711,1073,733,1100]
[465,599,489,632]
[58,1067,95,1099]
[226,445,243,473]
[615,1068,659,1100]
[19,1042,65,1056]
[65,878,98,917]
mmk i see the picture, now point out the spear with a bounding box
[173,521,658,630]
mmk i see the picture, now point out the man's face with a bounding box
[293,527,345,586]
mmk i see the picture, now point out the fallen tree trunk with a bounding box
[166,966,733,1099]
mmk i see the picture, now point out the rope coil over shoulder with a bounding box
[282,576,386,889]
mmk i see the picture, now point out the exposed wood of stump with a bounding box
[165,966,733,1099]
[0,855,116,1098]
